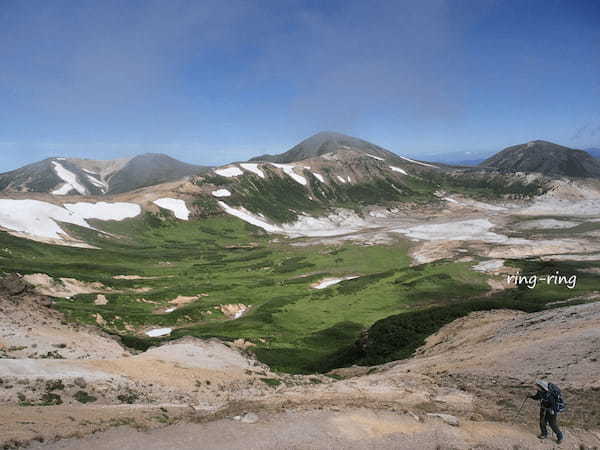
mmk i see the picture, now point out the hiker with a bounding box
[529,380,564,444]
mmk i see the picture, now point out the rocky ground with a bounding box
[1,272,599,449]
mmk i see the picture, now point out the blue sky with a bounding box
[1,0,599,171]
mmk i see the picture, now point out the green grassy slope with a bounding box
[1,211,596,374]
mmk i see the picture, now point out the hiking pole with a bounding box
[516,396,528,418]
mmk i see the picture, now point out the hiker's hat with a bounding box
[535,380,549,391]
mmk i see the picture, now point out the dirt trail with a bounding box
[26,408,600,450]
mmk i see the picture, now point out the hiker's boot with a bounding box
[557,433,564,444]
[537,434,547,440]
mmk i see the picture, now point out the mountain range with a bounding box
[1,134,599,199]
[0,153,208,196]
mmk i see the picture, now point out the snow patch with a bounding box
[51,162,87,195]
[336,176,347,183]
[0,199,90,239]
[0,199,142,241]
[393,219,518,243]
[153,198,190,220]
[240,163,265,178]
[443,197,507,211]
[399,156,438,168]
[366,153,384,161]
[311,276,359,289]
[217,201,281,233]
[389,166,408,175]
[64,202,141,221]
[269,163,307,185]
[85,173,109,192]
[215,166,243,177]
[312,172,325,183]
[212,189,232,198]
[145,328,172,337]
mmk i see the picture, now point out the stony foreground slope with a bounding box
[2,271,599,449]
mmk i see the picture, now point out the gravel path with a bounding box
[28,408,599,450]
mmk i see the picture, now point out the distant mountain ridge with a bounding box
[480,140,600,178]
[251,131,406,164]
[0,153,209,196]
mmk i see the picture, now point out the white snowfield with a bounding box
[393,219,520,243]
[312,276,359,289]
[443,197,507,211]
[269,163,308,185]
[215,166,243,177]
[336,176,347,183]
[64,202,141,221]
[51,161,87,195]
[153,198,190,220]
[0,199,140,240]
[217,201,281,233]
[312,172,325,183]
[389,166,407,175]
[217,201,371,237]
[239,163,265,178]
[366,153,384,161]
[212,189,232,198]
[399,156,438,168]
[145,328,172,337]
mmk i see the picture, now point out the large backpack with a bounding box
[548,382,566,413]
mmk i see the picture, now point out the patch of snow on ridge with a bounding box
[64,202,141,221]
[269,163,307,185]
[212,189,231,198]
[145,328,172,337]
[217,201,281,233]
[0,199,143,241]
[389,166,407,175]
[51,162,87,195]
[443,197,507,211]
[366,153,384,161]
[240,163,265,178]
[336,176,346,183]
[280,210,372,237]
[312,172,325,183]
[217,202,371,238]
[153,198,190,220]
[0,199,90,239]
[215,166,243,177]
[393,219,519,243]
[85,173,109,192]
[399,156,438,168]
[312,276,359,289]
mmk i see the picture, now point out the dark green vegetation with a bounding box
[198,165,439,223]
[325,258,600,370]
[427,170,547,199]
[1,210,598,374]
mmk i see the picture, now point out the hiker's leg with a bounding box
[548,413,563,440]
[539,408,548,437]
